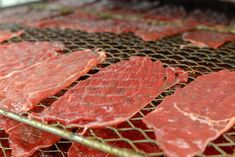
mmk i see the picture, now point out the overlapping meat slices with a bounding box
[34,11,192,41]
[31,56,188,130]
[0,41,63,77]
[34,11,136,34]
[0,49,106,157]
[182,30,235,48]
[0,30,23,43]
[0,41,64,130]
[143,70,235,157]
[0,49,106,113]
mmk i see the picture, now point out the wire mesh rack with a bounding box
[0,22,235,157]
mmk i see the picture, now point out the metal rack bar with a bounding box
[0,108,145,157]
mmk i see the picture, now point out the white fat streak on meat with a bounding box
[167,138,190,149]
[146,108,218,157]
[192,140,203,150]
[171,103,235,157]
[0,62,42,80]
[0,42,63,80]
[173,103,232,131]
[142,70,235,157]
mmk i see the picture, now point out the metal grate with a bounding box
[0,25,235,157]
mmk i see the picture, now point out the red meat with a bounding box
[68,141,114,157]
[0,49,106,113]
[68,128,136,157]
[143,70,235,157]
[184,9,229,26]
[7,124,60,157]
[34,12,192,41]
[0,49,106,157]
[31,56,188,129]
[182,30,235,48]
[0,41,64,131]
[0,41,63,77]
[33,12,136,35]
[134,24,191,41]
[141,5,186,22]
[0,30,23,43]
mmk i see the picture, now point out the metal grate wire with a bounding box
[0,25,234,157]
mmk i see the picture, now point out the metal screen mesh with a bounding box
[0,25,234,157]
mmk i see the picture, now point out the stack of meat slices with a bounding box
[0,42,63,126]
[0,49,106,114]
[0,41,106,157]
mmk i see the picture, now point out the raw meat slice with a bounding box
[134,24,192,41]
[31,56,188,129]
[143,70,235,157]
[142,6,186,22]
[0,41,64,77]
[68,129,131,157]
[6,123,60,157]
[0,30,23,43]
[0,49,106,113]
[68,141,114,157]
[0,41,63,66]
[184,9,229,26]
[182,30,235,49]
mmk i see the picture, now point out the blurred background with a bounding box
[0,0,235,157]
[0,0,41,8]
